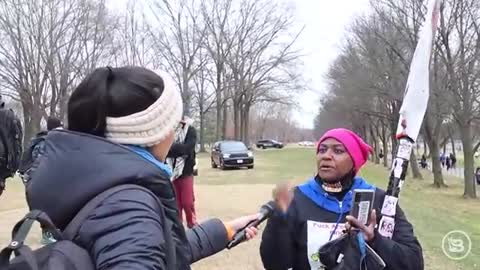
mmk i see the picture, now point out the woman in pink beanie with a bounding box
[260,128,423,270]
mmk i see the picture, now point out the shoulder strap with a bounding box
[63,184,175,269]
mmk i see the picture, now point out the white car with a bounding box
[299,141,315,147]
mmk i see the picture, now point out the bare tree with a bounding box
[191,47,216,152]
[436,0,480,198]
[148,0,207,117]
[201,0,235,140]
[0,0,113,144]
[112,0,154,67]
[224,0,304,145]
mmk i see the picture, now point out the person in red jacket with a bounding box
[167,117,198,228]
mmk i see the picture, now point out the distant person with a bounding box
[420,154,427,169]
[378,149,384,159]
[450,153,457,169]
[260,128,423,270]
[446,155,451,171]
[440,153,446,168]
[25,66,259,269]
[167,116,198,228]
[0,95,23,197]
[18,116,63,245]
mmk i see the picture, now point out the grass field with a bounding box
[0,147,478,269]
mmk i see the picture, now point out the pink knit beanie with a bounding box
[317,128,373,173]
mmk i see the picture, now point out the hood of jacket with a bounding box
[26,129,174,229]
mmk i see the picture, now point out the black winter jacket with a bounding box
[168,125,197,178]
[260,177,423,270]
[26,130,229,270]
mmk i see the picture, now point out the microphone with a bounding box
[226,201,276,249]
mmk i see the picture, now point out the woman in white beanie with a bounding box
[26,66,258,269]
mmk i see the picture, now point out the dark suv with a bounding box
[211,140,254,170]
[256,139,284,149]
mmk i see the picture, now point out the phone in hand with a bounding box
[349,189,375,225]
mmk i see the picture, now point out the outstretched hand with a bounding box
[272,181,294,213]
[345,209,377,242]
[225,214,261,240]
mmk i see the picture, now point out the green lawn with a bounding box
[455,153,480,168]
[198,147,480,270]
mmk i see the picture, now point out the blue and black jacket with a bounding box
[260,177,423,270]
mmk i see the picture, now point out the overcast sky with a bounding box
[291,0,370,129]
[109,0,371,130]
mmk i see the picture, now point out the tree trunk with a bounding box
[459,122,477,198]
[199,110,206,153]
[450,137,456,156]
[370,126,380,164]
[381,124,389,167]
[424,115,446,187]
[409,151,423,180]
[22,104,41,147]
[215,64,223,141]
[243,105,251,146]
[233,101,240,140]
[428,138,446,188]
[222,101,228,140]
[215,90,222,141]
[240,106,245,143]
[182,70,191,117]
[423,139,428,157]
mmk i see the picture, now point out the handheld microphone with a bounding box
[226,201,276,249]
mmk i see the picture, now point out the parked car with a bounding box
[211,140,254,170]
[298,141,315,147]
[256,139,284,149]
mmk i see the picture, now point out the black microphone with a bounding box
[226,201,276,249]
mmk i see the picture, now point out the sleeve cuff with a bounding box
[222,222,236,241]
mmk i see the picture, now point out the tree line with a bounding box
[0,0,306,150]
[314,0,479,198]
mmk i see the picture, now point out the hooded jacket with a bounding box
[260,177,423,270]
[26,130,229,270]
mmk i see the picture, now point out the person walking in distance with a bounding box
[167,116,198,228]
[449,153,456,169]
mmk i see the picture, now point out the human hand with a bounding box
[225,214,261,240]
[345,209,377,242]
[272,181,294,213]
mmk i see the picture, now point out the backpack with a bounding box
[0,184,175,270]
[0,108,23,178]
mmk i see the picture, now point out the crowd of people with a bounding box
[0,67,425,269]
[419,152,457,171]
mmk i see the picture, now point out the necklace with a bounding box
[321,181,343,193]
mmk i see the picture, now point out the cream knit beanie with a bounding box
[104,70,183,147]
